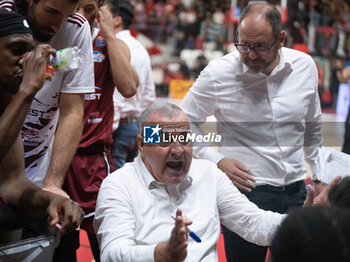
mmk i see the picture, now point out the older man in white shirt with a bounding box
[94,103,285,262]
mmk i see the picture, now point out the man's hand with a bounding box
[46,195,84,235]
[304,176,342,206]
[20,44,56,97]
[217,158,255,192]
[154,209,190,262]
[96,5,114,39]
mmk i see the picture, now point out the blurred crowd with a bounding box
[129,0,350,108]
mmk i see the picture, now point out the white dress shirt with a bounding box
[180,47,322,185]
[94,156,285,262]
[113,30,155,131]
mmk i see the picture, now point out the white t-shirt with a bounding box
[113,30,155,131]
[17,12,94,186]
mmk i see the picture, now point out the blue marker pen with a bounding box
[171,216,202,243]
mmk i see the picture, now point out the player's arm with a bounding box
[97,5,138,97]
[42,93,84,198]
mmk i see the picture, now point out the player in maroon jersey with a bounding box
[54,0,139,261]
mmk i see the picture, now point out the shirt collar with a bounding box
[115,29,131,38]
[134,156,193,192]
[92,28,100,40]
[271,48,293,75]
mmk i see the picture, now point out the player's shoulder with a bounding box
[0,0,15,10]
[66,12,87,28]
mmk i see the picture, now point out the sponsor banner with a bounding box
[169,79,193,99]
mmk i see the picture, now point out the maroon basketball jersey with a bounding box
[79,30,115,149]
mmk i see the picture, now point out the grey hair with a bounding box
[139,102,183,125]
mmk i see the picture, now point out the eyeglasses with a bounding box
[235,37,279,56]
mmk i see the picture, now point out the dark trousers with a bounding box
[53,230,100,262]
[112,122,139,169]
[221,180,307,262]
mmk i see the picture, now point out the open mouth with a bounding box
[166,161,183,171]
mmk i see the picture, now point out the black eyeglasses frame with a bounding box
[234,35,279,56]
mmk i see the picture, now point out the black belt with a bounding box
[255,180,305,193]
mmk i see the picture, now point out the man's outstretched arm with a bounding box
[0,135,84,234]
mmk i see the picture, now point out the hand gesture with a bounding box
[304,176,342,206]
[217,158,256,192]
[155,209,191,262]
[19,44,56,97]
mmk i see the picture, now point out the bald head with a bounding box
[139,102,187,126]
[238,3,282,38]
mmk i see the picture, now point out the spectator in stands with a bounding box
[269,206,350,262]
[329,58,344,108]
[0,8,83,235]
[152,63,166,96]
[180,59,191,79]
[173,31,187,56]
[190,54,208,80]
[112,0,155,170]
[54,0,139,260]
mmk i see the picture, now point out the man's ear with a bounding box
[137,135,144,156]
[113,16,122,29]
[278,31,286,49]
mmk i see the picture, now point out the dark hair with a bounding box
[238,2,282,38]
[328,177,350,210]
[270,206,350,262]
[14,0,38,16]
[106,0,134,29]
[14,0,79,16]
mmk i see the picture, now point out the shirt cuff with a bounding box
[142,244,157,262]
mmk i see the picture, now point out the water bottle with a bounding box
[48,46,84,73]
